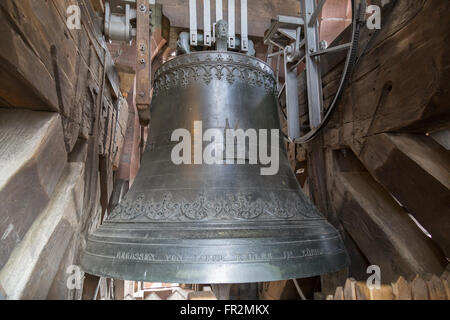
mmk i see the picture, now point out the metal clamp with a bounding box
[265,0,363,143]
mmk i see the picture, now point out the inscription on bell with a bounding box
[115,248,328,264]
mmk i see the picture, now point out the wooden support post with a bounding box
[136,0,151,126]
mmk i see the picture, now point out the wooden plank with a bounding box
[315,0,450,151]
[90,0,105,13]
[0,8,59,112]
[0,163,84,299]
[441,272,450,299]
[355,133,450,257]
[343,278,356,300]
[355,282,370,300]
[411,275,429,300]
[0,0,79,86]
[0,110,67,270]
[188,291,217,300]
[260,281,287,300]
[333,171,446,282]
[426,275,447,300]
[368,285,394,300]
[392,276,412,300]
[334,286,344,300]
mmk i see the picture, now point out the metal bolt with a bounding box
[139,58,146,64]
[139,91,145,97]
[139,4,146,12]
[140,44,146,51]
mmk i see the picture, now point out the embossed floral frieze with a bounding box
[153,52,277,97]
[106,191,321,222]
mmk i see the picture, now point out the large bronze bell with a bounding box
[81,52,348,283]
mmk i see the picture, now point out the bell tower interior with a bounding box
[0,0,449,302]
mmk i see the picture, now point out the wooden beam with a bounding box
[316,0,450,150]
[332,171,446,282]
[355,133,450,257]
[90,0,105,13]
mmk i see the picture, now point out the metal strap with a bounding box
[228,0,235,48]
[241,0,248,51]
[189,0,198,45]
[215,0,223,21]
[204,0,212,46]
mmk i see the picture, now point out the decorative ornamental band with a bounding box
[106,191,322,222]
[153,52,277,96]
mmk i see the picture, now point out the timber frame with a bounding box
[283,0,450,294]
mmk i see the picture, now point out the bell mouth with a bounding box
[81,220,348,284]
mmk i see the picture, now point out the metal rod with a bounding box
[268,50,284,58]
[276,53,281,90]
[308,0,327,28]
[266,43,274,66]
[93,277,102,300]
[293,279,307,300]
[288,54,306,72]
[278,83,286,99]
[310,42,351,57]
[269,39,285,50]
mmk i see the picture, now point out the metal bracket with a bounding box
[264,15,305,141]
[189,0,247,52]
[104,0,137,42]
[265,0,361,143]
[302,0,323,130]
